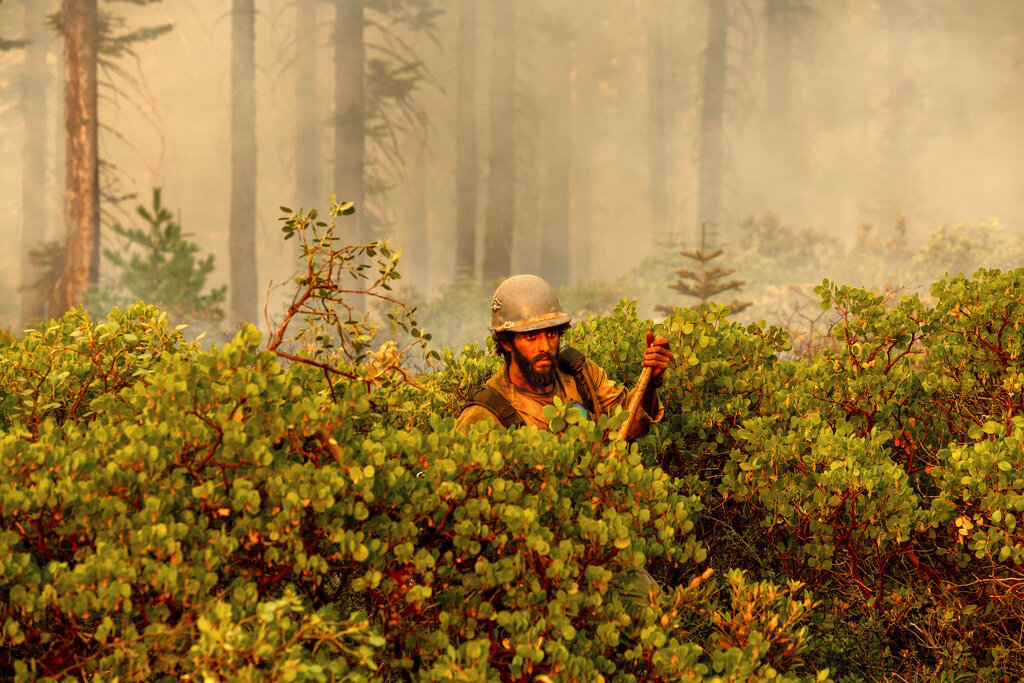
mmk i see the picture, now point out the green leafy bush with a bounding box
[0,303,828,681]
[1,200,827,681]
[652,269,1024,679]
[12,196,1024,680]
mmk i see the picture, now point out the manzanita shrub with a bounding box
[7,218,1024,681]
[406,268,1024,680]
[606,268,1024,680]
[0,303,825,682]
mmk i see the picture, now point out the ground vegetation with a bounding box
[4,206,1024,680]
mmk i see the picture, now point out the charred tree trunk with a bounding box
[230,0,258,324]
[697,0,728,249]
[647,0,670,243]
[295,0,319,210]
[539,35,571,287]
[454,0,478,278]
[334,0,365,241]
[22,0,50,325]
[59,0,99,313]
[482,0,515,282]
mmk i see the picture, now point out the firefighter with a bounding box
[456,274,672,438]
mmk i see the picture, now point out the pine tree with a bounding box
[657,223,751,315]
[454,0,478,278]
[20,0,52,326]
[97,188,226,323]
[696,0,728,249]
[48,0,172,314]
[59,0,101,313]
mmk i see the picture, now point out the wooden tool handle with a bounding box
[616,365,653,442]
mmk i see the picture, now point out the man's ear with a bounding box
[500,337,514,354]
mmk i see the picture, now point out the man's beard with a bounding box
[512,343,557,389]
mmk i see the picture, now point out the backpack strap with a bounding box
[558,346,602,419]
[463,385,525,428]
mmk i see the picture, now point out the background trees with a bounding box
[481,0,516,282]
[19,0,52,327]
[230,0,257,325]
[4,0,1024,331]
[332,0,365,249]
[760,0,818,222]
[453,0,477,279]
[293,0,320,213]
[60,0,101,314]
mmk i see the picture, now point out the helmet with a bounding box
[489,274,571,332]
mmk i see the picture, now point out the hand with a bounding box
[642,330,673,380]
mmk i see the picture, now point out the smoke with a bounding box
[3,0,1024,334]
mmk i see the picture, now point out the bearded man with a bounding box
[456,274,672,437]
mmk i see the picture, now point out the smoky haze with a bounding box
[1,0,1022,338]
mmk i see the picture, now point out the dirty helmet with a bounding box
[489,274,571,333]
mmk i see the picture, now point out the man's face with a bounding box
[507,328,560,389]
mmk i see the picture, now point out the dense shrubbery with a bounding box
[412,267,1024,679]
[646,269,1024,678]
[4,199,1024,680]
[0,206,825,681]
[0,303,819,681]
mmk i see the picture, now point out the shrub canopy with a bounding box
[4,266,1024,681]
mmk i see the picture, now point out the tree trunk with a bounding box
[482,0,515,282]
[334,0,365,241]
[884,0,910,221]
[647,0,669,244]
[59,0,99,313]
[230,0,258,324]
[454,0,478,278]
[22,0,50,325]
[571,7,597,283]
[696,0,728,248]
[539,35,571,287]
[295,0,319,211]
[406,136,428,285]
[763,0,793,216]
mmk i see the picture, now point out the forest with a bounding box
[3,0,1024,681]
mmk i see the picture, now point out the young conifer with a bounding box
[658,222,751,315]
[98,188,226,323]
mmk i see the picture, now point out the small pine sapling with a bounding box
[657,223,751,316]
[98,188,226,322]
